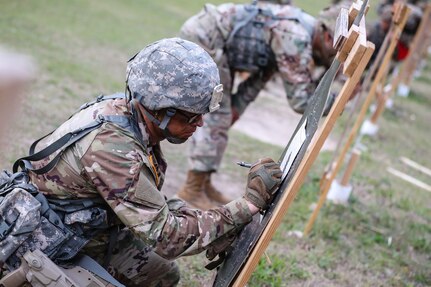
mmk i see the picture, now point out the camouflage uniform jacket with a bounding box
[29,96,253,259]
[180,2,316,114]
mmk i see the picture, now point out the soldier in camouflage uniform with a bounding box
[369,1,423,64]
[23,38,282,286]
[176,0,338,210]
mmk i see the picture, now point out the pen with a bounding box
[236,161,252,168]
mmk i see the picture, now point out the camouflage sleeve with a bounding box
[179,3,236,61]
[81,125,253,260]
[271,20,316,114]
[232,66,276,116]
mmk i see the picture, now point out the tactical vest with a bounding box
[225,3,315,73]
[0,94,143,271]
[225,4,276,72]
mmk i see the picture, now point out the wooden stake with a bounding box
[370,93,387,123]
[337,26,360,62]
[343,18,367,77]
[340,149,361,186]
[400,157,431,178]
[303,5,411,237]
[387,167,431,193]
[370,72,392,124]
[348,1,369,27]
[334,8,350,49]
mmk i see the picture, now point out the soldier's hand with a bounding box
[244,158,282,211]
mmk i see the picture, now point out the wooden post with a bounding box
[369,66,392,124]
[370,94,387,123]
[303,4,411,237]
[231,7,375,283]
[340,149,361,186]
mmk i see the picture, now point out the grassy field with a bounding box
[1,1,430,286]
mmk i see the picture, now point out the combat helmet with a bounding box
[126,38,223,143]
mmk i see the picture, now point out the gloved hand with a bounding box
[244,158,282,211]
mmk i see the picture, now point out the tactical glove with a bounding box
[244,158,282,211]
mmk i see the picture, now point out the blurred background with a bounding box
[1,1,430,286]
[0,0,338,163]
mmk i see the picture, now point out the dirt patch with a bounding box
[232,75,337,150]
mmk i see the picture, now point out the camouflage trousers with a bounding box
[83,229,180,287]
[188,93,233,172]
[188,55,234,172]
[188,64,257,172]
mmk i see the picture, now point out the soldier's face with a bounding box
[313,30,336,69]
[167,111,204,140]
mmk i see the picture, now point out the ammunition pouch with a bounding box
[0,172,112,271]
[0,94,139,286]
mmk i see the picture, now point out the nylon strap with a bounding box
[29,93,125,156]
[15,93,144,175]
[13,119,104,174]
[159,108,176,130]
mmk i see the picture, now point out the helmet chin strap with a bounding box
[143,108,186,144]
[165,133,187,144]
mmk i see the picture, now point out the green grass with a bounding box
[1,1,430,287]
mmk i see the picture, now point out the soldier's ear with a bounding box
[323,30,333,47]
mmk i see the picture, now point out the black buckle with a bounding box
[95,94,104,102]
[97,114,105,123]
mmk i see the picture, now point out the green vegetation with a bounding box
[1,1,429,286]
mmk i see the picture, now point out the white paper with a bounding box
[280,119,307,180]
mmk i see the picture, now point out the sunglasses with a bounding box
[176,110,203,124]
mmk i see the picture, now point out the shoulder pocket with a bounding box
[133,167,165,209]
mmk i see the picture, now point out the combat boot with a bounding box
[177,171,215,210]
[203,172,232,204]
